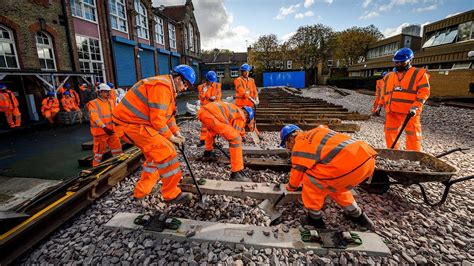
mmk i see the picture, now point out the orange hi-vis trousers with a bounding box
[199,123,208,141]
[302,157,375,219]
[5,108,21,128]
[43,109,59,124]
[200,111,244,172]
[92,134,123,167]
[385,112,422,151]
[115,123,182,200]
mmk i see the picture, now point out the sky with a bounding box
[153,0,474,52]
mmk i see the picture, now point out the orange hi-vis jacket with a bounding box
[79,84,88,91]
[41,97,59,113]
[198,82,222,106]
[234,76,258,107]
[110,89,117,104]
[199,101,246,138]
[381,67,430,114]
[287,125,377,193]
[0,90,19,111]
[58,88,80,106]
[87,97,115,136]
[372,79,385,112]
[112,75,179,139]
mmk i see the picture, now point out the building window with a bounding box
[367,42,398,60]
[154,16,164,45]
[230,69,239,77]
[71,0,97,22]
[109,0,127,33]
[134,0,148,39]
[188,23,194,52]
[36,32,56,71]
[216,70,224,78]
[76,35,104,82]
[169,23,176,49]
[0,25,19,69]
[287,60,293,69]
[457,21,473,42]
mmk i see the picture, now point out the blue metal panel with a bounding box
[112,36,136,46]
[140,49,155,78]
[113,40,137,87]
[171,56,180,69]
[157,52,170,75]
[263,71,305,88]
[138,43,155,51]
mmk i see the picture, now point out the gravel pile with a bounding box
[376,158,438,172]
[21,88,474,265]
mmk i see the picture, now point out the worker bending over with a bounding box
[0,84,21,128]
[113,65,195,203]
[372,71,387,116]
[281,124,376,229]
[382,48,430,151]
[41,91,60,124]
[197,101,255,182]
[197,71,222,146]
[87,84,123,166]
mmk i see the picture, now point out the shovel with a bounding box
[390,111,415,149]
[249,97,261,146]
[178,145,209,208]
[258,191,287,225]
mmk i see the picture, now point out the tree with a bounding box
[249,34,281,71]
[334,25,383,66]
[287,24,335,84]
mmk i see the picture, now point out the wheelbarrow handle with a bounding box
[416,174,474,207]
[390,112,415,149]
[435,147,470,158]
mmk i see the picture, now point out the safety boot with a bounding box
[300,215,326,229]
[164,192,193,204]
[197,140,205,147]
[230,171,251,182]
[349,212,374,230]
[202,150,216,161]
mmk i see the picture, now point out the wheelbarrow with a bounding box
[362,147,472,206]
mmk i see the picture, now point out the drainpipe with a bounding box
[103,0,118,86]
[61,0,77,71]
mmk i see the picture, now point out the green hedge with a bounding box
[327,76,380,91]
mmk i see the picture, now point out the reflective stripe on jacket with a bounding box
[198,82,222,106]
[87,97,115,136]
[198,101,246,137]
[112,75,179,139]
[41,97,60,113]
[0,90,19,111]
[382,67,430,114]
[234,76,257,107]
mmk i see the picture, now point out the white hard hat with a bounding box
[98,83,111,91]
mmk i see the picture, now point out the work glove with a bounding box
[175,131,186,143]
[103,126,114,136]
[209,96,216,101]
[170,135,184,148]
[255,99,260,106]
[409,106,418,116]
[285,183,297,192]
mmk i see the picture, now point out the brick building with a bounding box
[200,52,248,90]
[348,10,474,97]
[0,0,201,126]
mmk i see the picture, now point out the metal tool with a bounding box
[178,145,208,208]
[390,111,415,149]
[258,191,286,225]
[249,97,261,146]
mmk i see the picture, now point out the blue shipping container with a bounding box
[263,71,305,88]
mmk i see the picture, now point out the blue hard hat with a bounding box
[381,71,388,77]
[280,124,301,148]
[47,91,55,97]
[173,64,196,85]
[0,84,6,90]
[64,83,71,88]
[64,90,70,95]
[205,71,217,82]
[106,82,114,88]
[242,106,254,123]
[393,48,414,62]
[240,63,251,72]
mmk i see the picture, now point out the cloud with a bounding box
[322,0,333,4]
[414,4,437,12]
[445,12,461,18]
[362,0,373,8]
[275,4,301,20]
[304,0,315,8]
[295,11,314,19]
[153,0,254,52]
[280,32,296,42]
[359,11,380,20]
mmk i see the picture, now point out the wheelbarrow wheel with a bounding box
[360,172,390,194]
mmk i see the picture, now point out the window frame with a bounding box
[76,35,105,82]
[154,16,165,45]
[216,70,224,78]
[457,21,473,43]
[169,23,176,49]
[36,31,56,71]
[188,23,194,52]
[0,25,20,69]
[109,0,128,33]
[134,0,149,40]
[230,69,239,77]
[71,0,98,23]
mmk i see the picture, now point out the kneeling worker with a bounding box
[197,101,254,182]
[87,84,123,166]
[113,65,195,203]
[280,124,376,229]
[41,91,60,124]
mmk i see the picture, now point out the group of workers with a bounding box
[86,46,429,229]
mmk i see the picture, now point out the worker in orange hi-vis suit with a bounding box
[58,83,80,107]
[41,91,60,124]
[280,124,377,229]
[197,102,255,182]
[372,71,387,116]
[197,71,222,146]
[87,84,123,167]
[61,91,80,112]
[0,84,21,128]
[112,65,196,203]
[234,63,260,136]
[106,82,118,105]
[79,83,88,92]
[381,48,430,151]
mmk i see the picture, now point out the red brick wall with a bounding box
[428,69,474,97]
